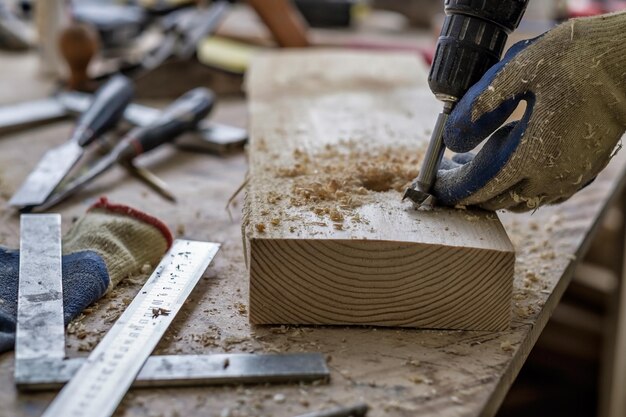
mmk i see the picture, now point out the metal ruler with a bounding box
[18,352,329,390]
[42,239,220,417]
[14,215,329,410]
[14,214,64,381]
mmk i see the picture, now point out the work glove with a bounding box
[0,197,172,353]
[432,12,626,212]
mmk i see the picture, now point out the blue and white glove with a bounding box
[432,12,626,212]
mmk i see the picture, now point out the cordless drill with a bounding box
[403,0,530,206]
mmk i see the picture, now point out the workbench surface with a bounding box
[1,51,624,417]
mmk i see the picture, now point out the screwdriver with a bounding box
[34,88,215,211]
[403,0,529,207]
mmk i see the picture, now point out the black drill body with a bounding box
[429,0,530,103]
[403,0,530,206]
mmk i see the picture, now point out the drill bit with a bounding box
[403,101,454,206]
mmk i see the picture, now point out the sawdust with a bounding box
[235,302,247,315]
[405,359,421,367]
[289,144,419,201]
[190,328,221,347]
[329,210,344,223]
[265,143,421,227]
[500,340,514,352]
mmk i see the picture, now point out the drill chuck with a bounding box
[428,0,529,102]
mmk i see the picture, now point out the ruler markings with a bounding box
[42,239,220,417]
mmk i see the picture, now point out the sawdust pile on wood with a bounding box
[274,144,421,222]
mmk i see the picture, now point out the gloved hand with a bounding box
[432,12,626,212]
[0,197,172,353]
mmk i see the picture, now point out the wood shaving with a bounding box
[500,340,514,352]
[408,374,432,384]
[235,302,247,315]
[329,210,344,222]
[405,359,421,367]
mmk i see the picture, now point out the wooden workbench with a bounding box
[0,50,625,417]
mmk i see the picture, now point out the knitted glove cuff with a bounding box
[89,197,173,247]
[63,197,172,291]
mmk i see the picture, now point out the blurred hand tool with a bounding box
[35,88,214,211]
[196,36,258,74]
[71,2,148,49]
[59,90,247,154]
[121,161,177,202]
[58,22,100,91]
[9,75,134,209]
[0,91,247,154]
[294,0,357,28]
[0,1,30,50]
[142,1,231,72]
[248,0,310,47]
[402,0,529,207]
[0,97,69,134]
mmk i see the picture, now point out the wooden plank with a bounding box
[243,50,515,331]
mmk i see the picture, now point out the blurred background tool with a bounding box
[71,2,148,49]
[58,21,100,91]
[35,87,214,211]
[121,161,176,202]
[140,1,231,73]
[58,90,248,154]
[9,75,134,209]
[0,97,70,134]
[403,0,530,206]
[247,0,310,47]
[197,36,259,74]
[0,0,30,50]
[0,90,248,154]
[293,0,357,28]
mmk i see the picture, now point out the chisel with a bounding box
[9,75,134,208]
[35,87,214,211]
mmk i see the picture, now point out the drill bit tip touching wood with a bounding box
[243,50,515,331]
